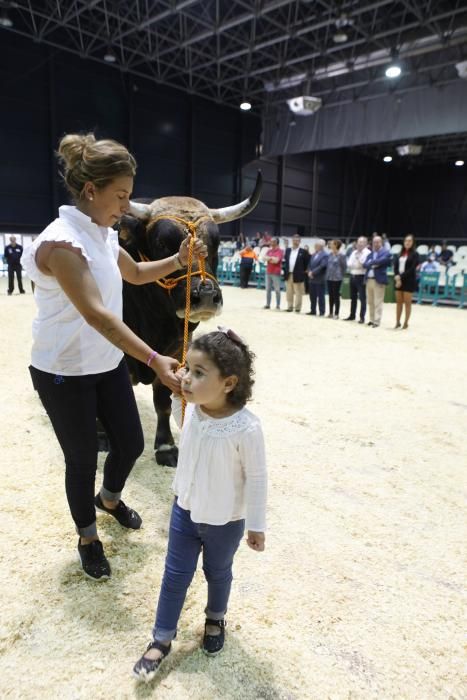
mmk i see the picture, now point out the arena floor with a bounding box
[1,278,466,700]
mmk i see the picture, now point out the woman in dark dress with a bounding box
[394,234,419,329]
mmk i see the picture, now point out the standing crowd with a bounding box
[254,232,422,329]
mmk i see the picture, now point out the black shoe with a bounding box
[203,619,226,656]
[133,640,171,681]
[344,316,355,321]
[77,539,111,580]
[367,322,374,327]
[263,305,270,309]
[19,290,25,294]
[358,319,364,324]
[306,311,315,315]
[286,308,293,312]
[7,291,12,296]
[95,493,142,529]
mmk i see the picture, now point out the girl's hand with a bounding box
[150,354,181,393]
[246,531,265,551]
[179,234,207,266]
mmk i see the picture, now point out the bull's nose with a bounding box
[190,281,222,307]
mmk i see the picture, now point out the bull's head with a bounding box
[119,172,262,323]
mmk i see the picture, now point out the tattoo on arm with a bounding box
[97,320,133,355]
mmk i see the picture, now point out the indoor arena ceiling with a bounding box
[1,0,467,113]
[352,131,467,166]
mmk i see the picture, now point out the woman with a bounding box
[238,244,258,288]
[394,234,419,329]
[23,133,206,580]
[325,239,347,319]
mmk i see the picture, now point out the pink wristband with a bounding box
[146,350,158,366]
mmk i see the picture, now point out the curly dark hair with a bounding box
[190,330,255,407]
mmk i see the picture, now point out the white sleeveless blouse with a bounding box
[23,206,124,375]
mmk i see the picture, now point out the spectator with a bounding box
[394,234,419,330]
[381,233,391,251]
[437,240,454,268]
[326,239,347,319]
[345,236,370,323]
[306,240,328,316]
[283,234,309,313]
[420,254,440,272]
[236,232,245,250]
[239,245,258,288]
[4,235,25,295]
[363,235,392,328]
[263,237,284,310]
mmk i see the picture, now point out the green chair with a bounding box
[459,273,467,309]
[417,271,440,305]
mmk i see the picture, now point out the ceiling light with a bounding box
[455,60,467,79]
[0,10,13,28]
[333,31,348,43]
[383,156,392,163]
[104,48,117,63]
[385,65,401,78]
[455,160,464,166]
[240,101,252,111]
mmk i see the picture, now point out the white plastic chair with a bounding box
[416,244,428,255]
[434,245,441,254]
[447,245,457,253]
[456,245,467,257]
[391,244,402,255]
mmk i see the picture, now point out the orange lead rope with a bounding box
[136,214,211,424]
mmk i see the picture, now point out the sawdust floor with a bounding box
[0,277,466,699]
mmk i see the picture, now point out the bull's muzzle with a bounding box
[186,279,223,321]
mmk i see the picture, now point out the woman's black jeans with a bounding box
[29,359,144,537]
[327,280,342,316]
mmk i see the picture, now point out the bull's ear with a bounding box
[118,215,144,244]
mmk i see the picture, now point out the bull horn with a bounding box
[129,201,152,220]
[208,170,262,223]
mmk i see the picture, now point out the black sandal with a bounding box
[203,619,226,656]
[133,640,171,681]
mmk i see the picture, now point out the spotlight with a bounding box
[0,10,13,28]
[385,65,401,78]
[455,160,464,166]
[333,31,348,43]
[104,48,117,63]
[383,156,392,163]
[240,102,252,111]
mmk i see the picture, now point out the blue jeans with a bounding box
[153,501,245,643]
[266,273,281,307]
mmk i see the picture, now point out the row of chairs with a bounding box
[417,269,467,308]
[391,243,467,256]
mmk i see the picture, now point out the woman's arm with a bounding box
[40,245,181,392]
[118,235,207,285]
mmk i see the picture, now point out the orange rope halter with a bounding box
[138,214,216,423]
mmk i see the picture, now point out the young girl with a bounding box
[133,328,267,681]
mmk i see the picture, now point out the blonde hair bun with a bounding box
[56,132,136,202]
[57,133,96,170]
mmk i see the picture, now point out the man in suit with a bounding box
[283,234,309,313]
[363,235,392,327]
[307,239,329,316]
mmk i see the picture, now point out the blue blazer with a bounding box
[364,248,392,284]
[307,250,329,284]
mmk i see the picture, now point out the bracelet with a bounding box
[173,252,184,270]
[146,350,158,366]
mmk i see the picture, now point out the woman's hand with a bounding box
[246,531,265,552]
[150,354,182,393]
[178,234,208,266]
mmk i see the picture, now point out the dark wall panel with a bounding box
[0,33,260,236]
